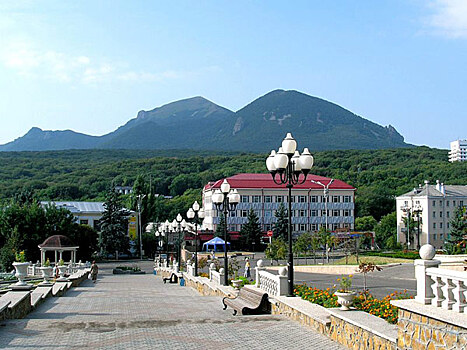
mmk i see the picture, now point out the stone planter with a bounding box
[57,265,69,281]
[12,262,30,286]
[232,279,243,290]
[334,291,356,311]
[39,266,53,285]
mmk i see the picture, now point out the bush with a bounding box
[361,251,419,260]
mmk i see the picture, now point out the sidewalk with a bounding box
[0,268,344,349]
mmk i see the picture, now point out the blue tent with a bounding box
[203,236,230,252]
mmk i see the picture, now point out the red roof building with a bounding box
[202,173,356,236]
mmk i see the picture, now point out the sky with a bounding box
[1,1,466,149]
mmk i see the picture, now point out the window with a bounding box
[299,210,306,217]
[252,195,261,203]
[343,209,351,217]
[416,200,420,205]
[432,200,436,206]
[276,196,284,203]
[446,201,450,207]
[230,211,237,217]
[433,223,436,229]
[439,222,443,229]
[241,210,248,217]
[447,223,450,229]
[439,200,442,206]
[264,195,272,203]
[453,200,456,206]
[343,196,351,203]
[440,211,443,218]
[311,224,318,231]
[461,201,464,206]
[310,195,319,203]
[332,196,340,203]
[332,210,340,217]
[298,195,307,203]
[299,224,307,231]
[440,233,444,240]
[290,196,295,203]
[405,200,408,206]
[264,210,272,217]
[447,211,450,218]
[311,210,318,216]
[433,234,437,240]
[93,220,100,230]
[80,219,89,225]
[320,196,327,203]
[241,195,249,203]
[432,211,436,218]
[332,223,339,230]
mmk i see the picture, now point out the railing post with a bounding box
[209,263,215,281]
[277,267,288,296]
[255,259,265,288]
[219,268,225,286]
[415,244,441,305]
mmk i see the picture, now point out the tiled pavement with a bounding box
[0,268,344,349]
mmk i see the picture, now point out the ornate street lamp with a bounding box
[212,179,240,286]
[266,132,314,297]
[187,201,205,276]
[136,194,146,259]
[172,214,184,263]
[413,204,423,250]
[401,205,412,250]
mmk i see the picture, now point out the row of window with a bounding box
[432,211,452,218]
[228,209,353,218]
[432,222,450,230]
[229,223,350,232]
[240,195,353,203]
[432,200,464,207]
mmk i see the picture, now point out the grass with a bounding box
[331,255,412,265]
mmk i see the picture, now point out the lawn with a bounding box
[331,255,412,265]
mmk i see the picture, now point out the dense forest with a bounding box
[0,147,465,221]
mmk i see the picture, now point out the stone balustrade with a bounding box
[209,263,225,286]
[186,263,195,277]
[415,244,467,313]
[255,260,288,297]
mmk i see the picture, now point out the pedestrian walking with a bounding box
[244,257,251,279]
[90,260,98,283]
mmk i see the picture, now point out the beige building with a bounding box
[202,173,356,236]
[396,180,467,250]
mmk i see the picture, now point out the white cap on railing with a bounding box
[419,244,435,260]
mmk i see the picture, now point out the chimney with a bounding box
[436,180,441,192]
[441,183,445,195]
[424,180,429,187]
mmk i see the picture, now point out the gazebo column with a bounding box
[40,249,45,265]
[55,251,58,264]
[59,250,63,261]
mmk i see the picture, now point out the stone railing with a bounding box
[186,263,195,277]
[415,244,467,313]
[255,260,288,297]
[209,263,225,286]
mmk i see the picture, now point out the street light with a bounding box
[266,132,314,297]
[310,179,335,231]
[187,201,205,276]
[136,194,146,260]
[401,205,412,250]
[212,179,240,286]
[413,204,423,250]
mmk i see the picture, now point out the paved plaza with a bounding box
[0,264,344,349]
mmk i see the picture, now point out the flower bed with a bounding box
[294,284,413,324]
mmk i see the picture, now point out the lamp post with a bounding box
[413,204,423,250]
[187,201,205,276]
[173,214,183,263]
[266,132,314,297]
[212,179,240,286]
[401,205,412,250]
[310,179,335,231]
[136,194,146,260]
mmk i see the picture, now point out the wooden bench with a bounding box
[163,272,181,284]
[222,287,269,316]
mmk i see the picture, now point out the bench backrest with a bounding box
[238,287,267,305]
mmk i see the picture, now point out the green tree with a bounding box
[445,206,467,254]
[265,238,287,265]
[355,216,377,231]
[293,232,311,264]
[99,187,130,257]
[273,203,288,241]
[240,209,262,251]
[318,227,334,263]
[310,233,320,264]
[375,212,397,249]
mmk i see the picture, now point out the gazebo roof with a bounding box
[39,235,77,249]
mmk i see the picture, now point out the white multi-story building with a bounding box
[449,139,467,162]
[202,173,356,236]
[40,201,106,229]
[396,180,467,250]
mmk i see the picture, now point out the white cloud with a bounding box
[427,0,467,38]
[1,41,221,85]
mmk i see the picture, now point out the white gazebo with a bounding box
[38,235,79,265]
